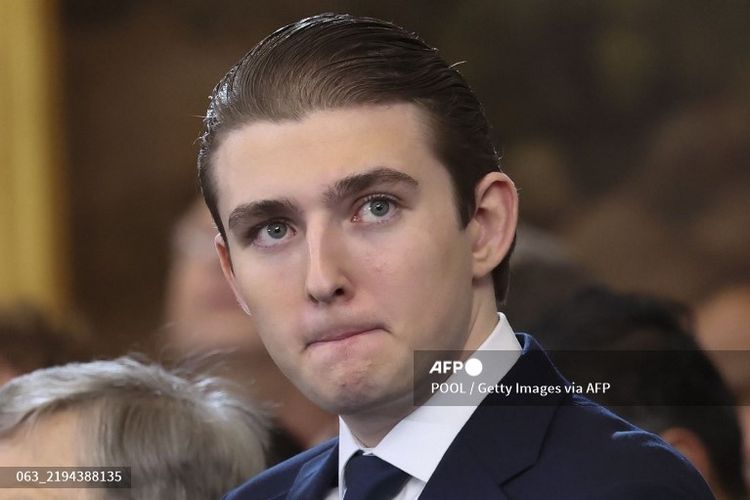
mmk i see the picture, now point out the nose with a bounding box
[305,224,352,305]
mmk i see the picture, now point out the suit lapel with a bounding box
[287,441,339,500]
[420,334,569,499]
[418,441,510,500]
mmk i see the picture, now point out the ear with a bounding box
[215,234,252,316]
[660,427,714,484]
[467,172,518,280]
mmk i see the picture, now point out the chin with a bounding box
[322,382,413,417]
[308,381,382,414]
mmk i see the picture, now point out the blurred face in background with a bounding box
[165,200,264,355]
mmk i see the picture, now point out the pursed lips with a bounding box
[306,324,383,347]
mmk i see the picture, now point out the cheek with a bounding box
[359,219,471,308]
[234,247,301,300]
[232,253,303,332]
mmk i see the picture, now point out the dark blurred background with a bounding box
[2,0,749,356]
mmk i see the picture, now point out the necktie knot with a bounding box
[344,451,409,500]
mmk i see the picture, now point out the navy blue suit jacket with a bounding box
[226,334,714,499]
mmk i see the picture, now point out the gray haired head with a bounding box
[0,356,268,499]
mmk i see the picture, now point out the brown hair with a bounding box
[197,13,514,301]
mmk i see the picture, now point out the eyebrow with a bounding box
[226,167,418,232]
[323,167,419,205]
[228,198,298,232]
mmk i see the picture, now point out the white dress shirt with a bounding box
[325,313,521,500]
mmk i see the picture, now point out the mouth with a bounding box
[307,324,383,347]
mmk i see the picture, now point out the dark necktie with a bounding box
[343,451,410,500]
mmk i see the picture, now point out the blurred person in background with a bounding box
[534,287,747,500]
[165,198,264,354]
[563,95,750,303]
[0,303,94,386]
[0,356,268,499]
[502,223,595,332]
[163,198,336,463]
[697,283,750,490]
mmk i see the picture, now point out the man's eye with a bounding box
[251,221,295,247]
[353,196,398,223]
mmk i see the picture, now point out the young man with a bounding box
[198,13,714,500]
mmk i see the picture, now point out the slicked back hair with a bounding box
[0,357,268,500]
[197,13,514,302]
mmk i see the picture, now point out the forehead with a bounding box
[212,103,446,217]
[0,411,95,500]
[0,410,82,466]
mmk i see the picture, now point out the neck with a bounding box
[340,392,418,448]
[462,279,501,353]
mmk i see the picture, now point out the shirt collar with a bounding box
[338,313,521,484]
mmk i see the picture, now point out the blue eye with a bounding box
[251,221,295,248]
[354,196,399,223]
[368,199,391,217]
[266,222,288,239]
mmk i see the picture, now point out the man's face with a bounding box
[213,104,483,416]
